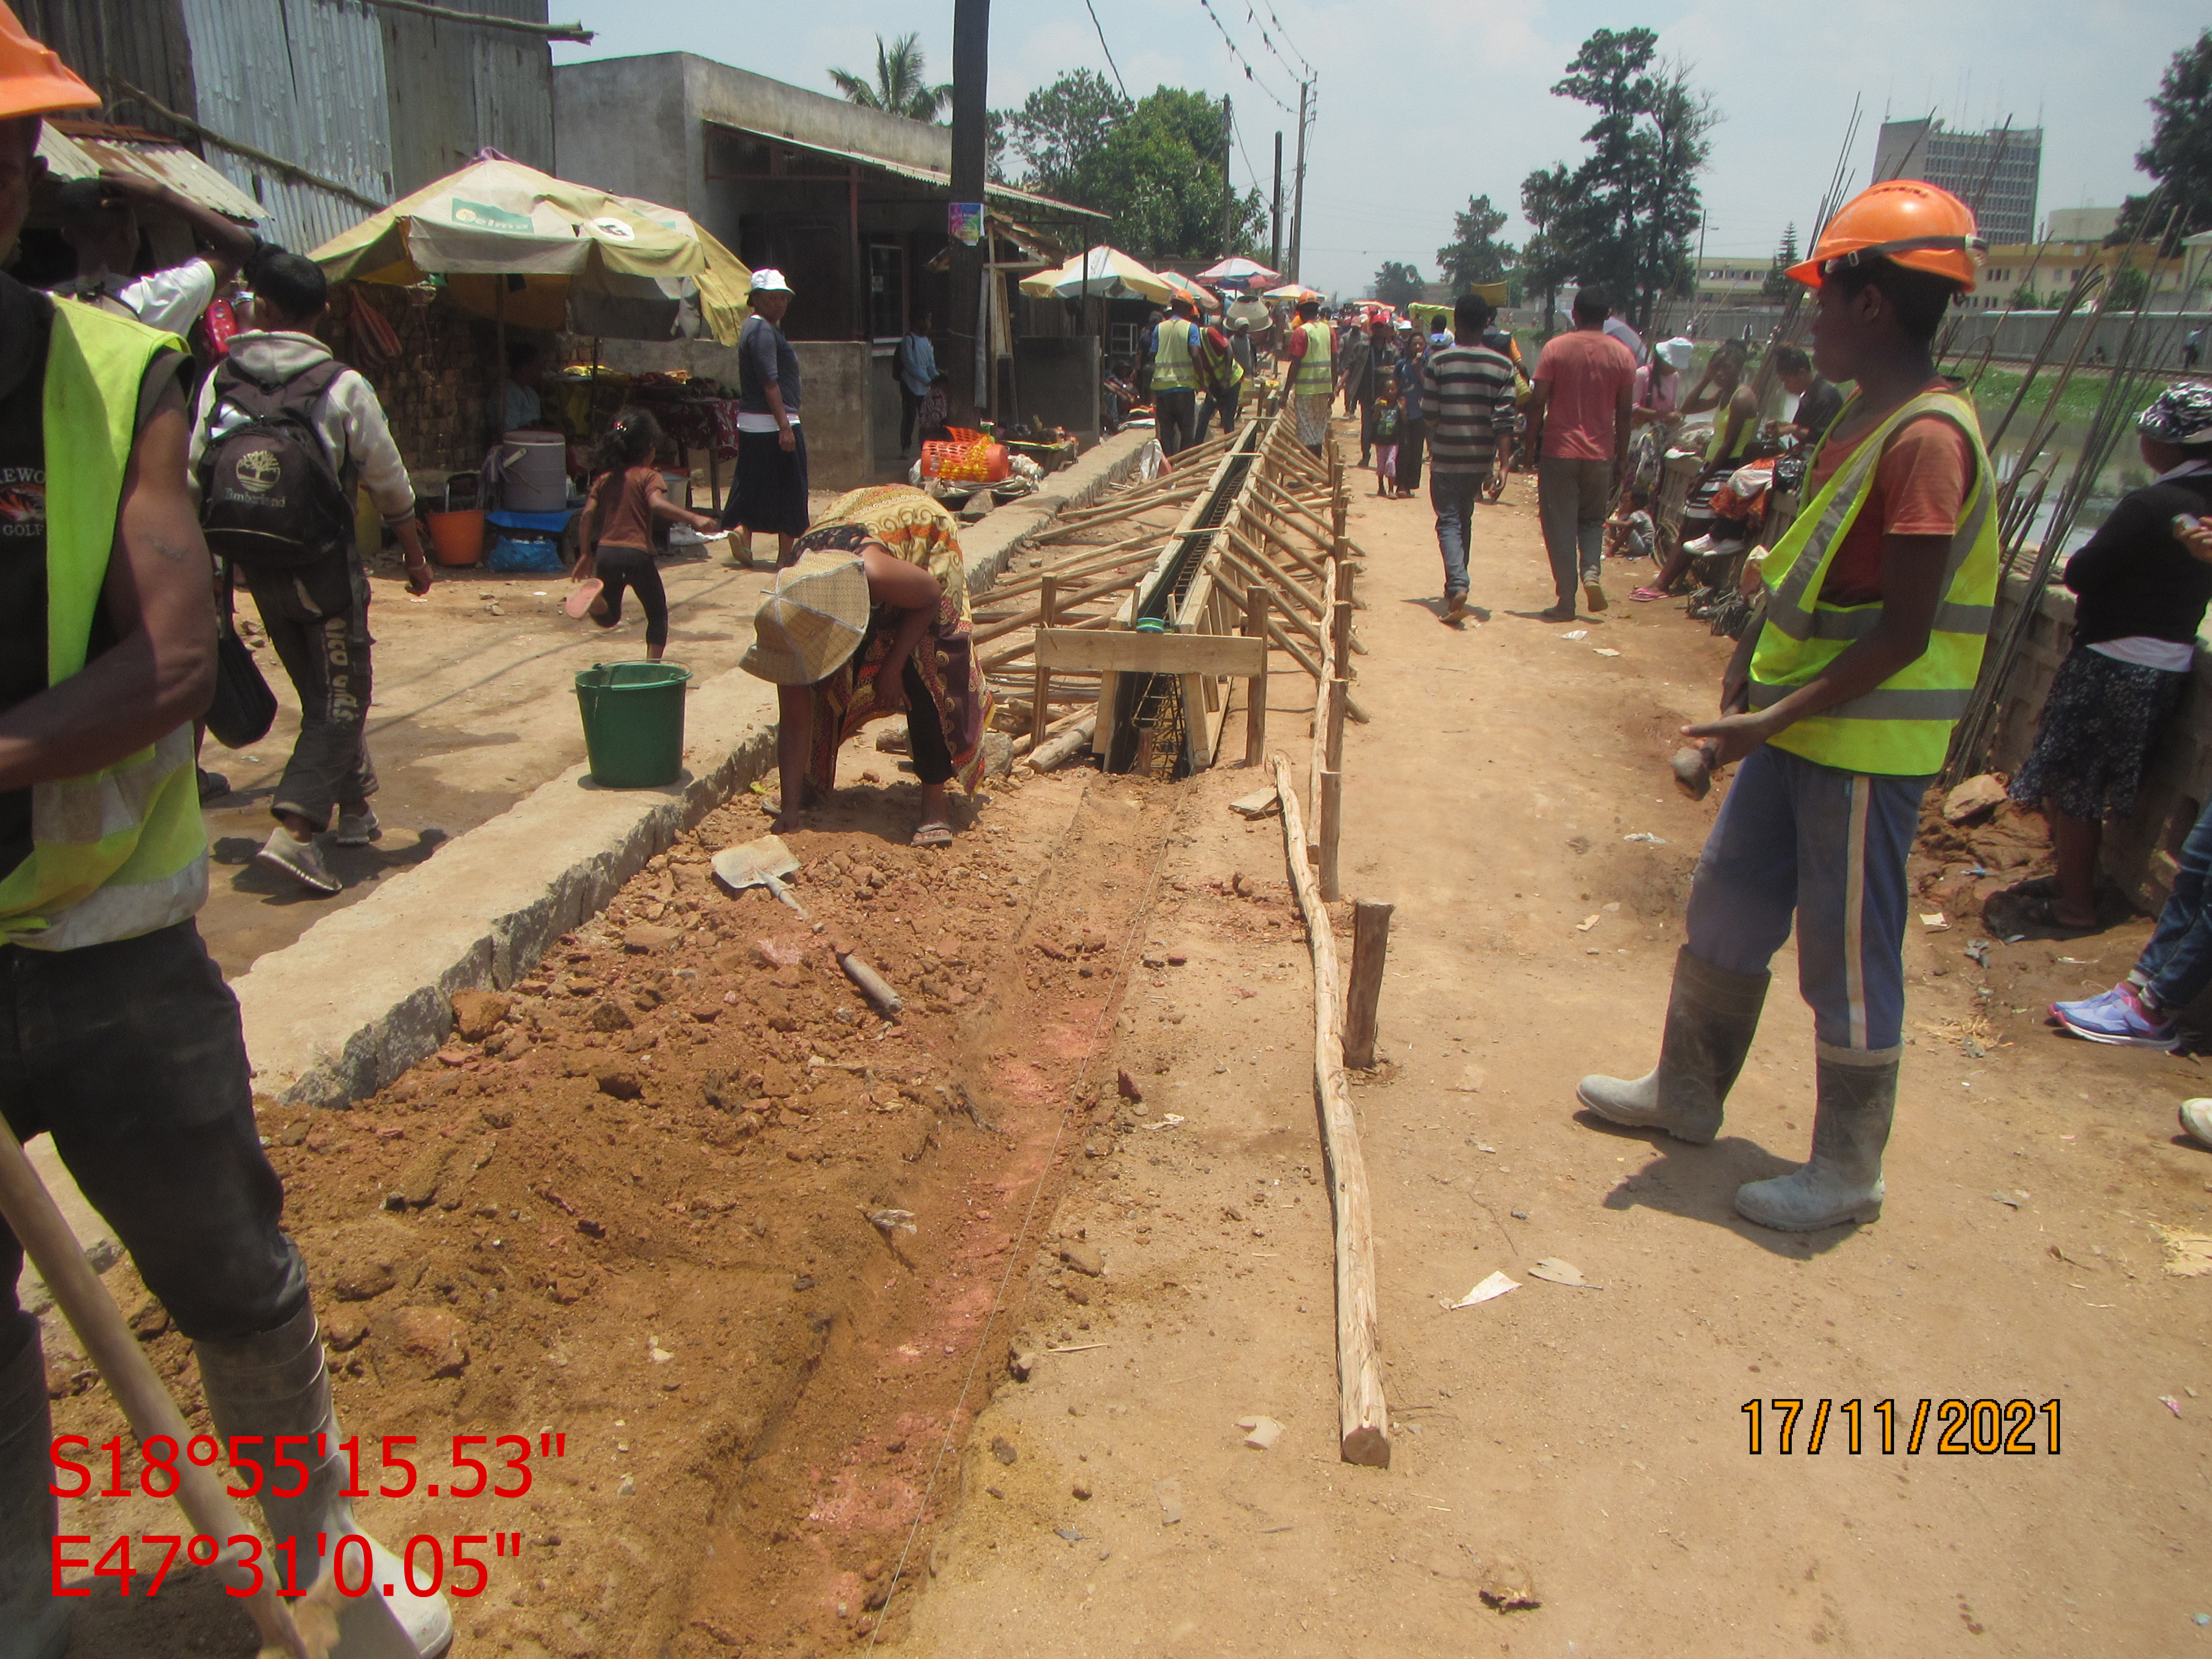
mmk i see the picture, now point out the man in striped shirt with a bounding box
[1421,293,1519,624]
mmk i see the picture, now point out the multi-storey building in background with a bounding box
[1872,117,2043,246]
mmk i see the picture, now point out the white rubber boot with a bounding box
[1577,947,1769,1145]
[0,1327,67,1659]
[195,1306,452,1658]
[1734,1045,1897,1231]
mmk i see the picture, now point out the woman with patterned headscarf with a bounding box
[2002,383,2212,950]
[738,485,992,847]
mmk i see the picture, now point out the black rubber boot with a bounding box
[195,1306,452,1658]
[1577,946,1770,1145]
[0,1323,67,1659]
[1735,1045,1897,1231]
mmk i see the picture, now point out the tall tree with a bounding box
[1372,261,1425,309]
[1520,164,1577,334]
[1762,223,1800,298]
[2114,30,2212,248]
[998,76,1268,260]
[828,32,952,124]
[1435,195,1517,291]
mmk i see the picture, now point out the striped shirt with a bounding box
[1421,343,1517,476]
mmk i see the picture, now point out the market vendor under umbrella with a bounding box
[740,486,993,848]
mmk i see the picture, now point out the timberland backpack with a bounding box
[195,358,353,571]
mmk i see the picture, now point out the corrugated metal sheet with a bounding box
[179,0,396,253]
[379,0,553,195]
[15,0,199,129]
[38,123,270,222]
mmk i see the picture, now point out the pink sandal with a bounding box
[1630,586,1673,602]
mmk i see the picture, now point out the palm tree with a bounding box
[828,33,952,125]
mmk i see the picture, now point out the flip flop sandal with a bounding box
[563,578,604,619]
[1998,890,2099,938]
[1630,586,1672,602]
[911,821,954,849]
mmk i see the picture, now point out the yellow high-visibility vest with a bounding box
[0,301,205,950]
[1747,389,1999,777]
[1291,320,1334,394]
[1151,317,1197,391]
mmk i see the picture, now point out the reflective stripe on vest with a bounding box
[1292,321,1334,394]
[1746,389,1999,777]
[1152,320,1196,390]
[0,301,206,950]
[1196,332,1244,391]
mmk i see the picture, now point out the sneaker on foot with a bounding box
[1444,592,1468,623]
[197,768,230,804]
[2051,984,2178,1048]
[1683,531,1718,554]
[256,827,341,896]
[1583,577,1608,613]
[2181,1099,2212,1147]
[334,810,382,846]
[1539,602,1578,622]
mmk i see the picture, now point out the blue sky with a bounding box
[552,1,2201,297]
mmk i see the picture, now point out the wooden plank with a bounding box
[1243,587,1270,768]
[1319,769,1343,901]
[1268,753,1390,1469]
[1037,627,1267,677]
[1341,900,1393,1069]
[1030,576,1057,747]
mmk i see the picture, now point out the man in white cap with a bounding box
[719,268,808,565]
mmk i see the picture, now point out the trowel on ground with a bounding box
[713,832,810,917]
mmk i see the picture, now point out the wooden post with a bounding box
[1267,753,1389,1468]
[1341,900,1393,1069]
[1324,677,1347,771]
[1243,585,1270,768]
[1319,768,1343,901]
[1331,597,1354,672]
[1030,575,1057,745]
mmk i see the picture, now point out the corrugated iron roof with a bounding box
[37,121,269,222]
[706,121,1110,222]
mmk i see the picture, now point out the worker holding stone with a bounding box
[0,12,450,1653]
[1576,181,1995,1232]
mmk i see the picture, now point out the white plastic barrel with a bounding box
[500,430,567,512]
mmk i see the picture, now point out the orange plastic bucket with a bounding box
[426,509,486,566]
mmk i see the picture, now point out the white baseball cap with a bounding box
[750,268,793,294]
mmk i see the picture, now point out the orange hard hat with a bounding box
[1787,179,1984,294]
[0,3,96,123]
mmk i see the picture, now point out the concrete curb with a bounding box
[233,427,1159,1109]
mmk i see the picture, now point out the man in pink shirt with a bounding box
[1527,287,1639,619]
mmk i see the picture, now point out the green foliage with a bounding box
[828,33,952,124]
[1536,29,1716,330]
[1436,195,1516,291]
[1762,223,1798,299]
[1519,163,1576,332]
[996,75,1269,260]
[2114,29,2212,248]
[2007,285,2046,311]
[2110,264,2152,309]
[1372,261,1425,309]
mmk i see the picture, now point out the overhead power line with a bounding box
[1078,0,1130,100]
[1240,0,1312,87]
[1194,0,1297,116]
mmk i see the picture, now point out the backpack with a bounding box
[196,358,353,572]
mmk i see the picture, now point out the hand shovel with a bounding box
[0,1120,411,1657]
[712,833,810,918]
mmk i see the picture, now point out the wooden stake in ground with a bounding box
[1267,753,1390,1468]
[1342,900,1392,1068]
[1030,576,1057,746]
[1243,586,1270,767]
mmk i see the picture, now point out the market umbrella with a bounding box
[309,152,752,345]
[1196,255,1279,291]
[1262,282,1322,303]
[1018,244,1175,304]
[1155,270,1222,314]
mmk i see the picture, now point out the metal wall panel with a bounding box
[179,0,396,253]
[16,0,199,129]
[379,0,553,197]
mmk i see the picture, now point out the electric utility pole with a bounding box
[950,0,989,416]
[1270,129,1283,274]
[1219,95,1234,259]
[1289,81,1309,284]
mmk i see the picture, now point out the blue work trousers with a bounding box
[1431,468,1484,599]
[2133,796,2212,1010]
[1685,744,1933,1052]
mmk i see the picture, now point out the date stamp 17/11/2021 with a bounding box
[1742,1398,2061,1456]
[49,1429,568,1600]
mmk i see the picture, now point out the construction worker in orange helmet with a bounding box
[0,6,451,1656]
[1576,179,1998,1234]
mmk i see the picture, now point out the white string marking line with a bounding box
[866,781,1191,1650]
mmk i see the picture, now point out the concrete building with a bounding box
[1967,241,2186,312]
[1872,118,2043,246]
[553,52,1103,485]
[1688,258,1773,307]
[2045,206,2120,243]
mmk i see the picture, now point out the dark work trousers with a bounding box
[902,657,954,787]
[1154,388,1198,457]
[1396,416,1427,492]
[591,542,670,655]
[243,555,375,831]
[0,921,307,1376]
[1196,381,1241,442]
[898,383,922,452]
[1352,393,1376,463]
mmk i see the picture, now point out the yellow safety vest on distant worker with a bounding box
[0,301,206,951]
[1292,320,1334,395]
[1195,328,1244,393]
[1151,319,1197,392]
[1747,389,1999,777]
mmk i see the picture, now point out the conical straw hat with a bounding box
[740,550,870,684]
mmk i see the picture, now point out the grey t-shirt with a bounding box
[738,314,801,418]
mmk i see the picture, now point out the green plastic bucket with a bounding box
[575,661,691,787]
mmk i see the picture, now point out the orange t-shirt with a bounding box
[1808,382,1974,606]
